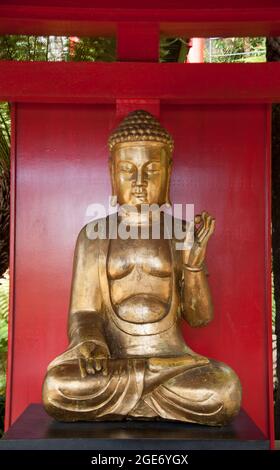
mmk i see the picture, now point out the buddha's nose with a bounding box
[135,169,146,187]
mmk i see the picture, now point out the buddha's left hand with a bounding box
[78,342,109,377]
[183,211,215,269]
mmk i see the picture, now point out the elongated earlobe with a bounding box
[165,159,172,207]
[110,195,118,207]
[109,157,118,206]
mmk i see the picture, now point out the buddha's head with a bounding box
[108,110,174,208]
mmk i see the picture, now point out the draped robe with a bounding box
[43,216,241,425]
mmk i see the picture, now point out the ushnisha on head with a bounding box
[108,109,174,153]
[109,110,174,208]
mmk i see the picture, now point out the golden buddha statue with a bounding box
[42,110,241,425]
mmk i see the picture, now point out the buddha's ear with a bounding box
[109,156,118,206]
[165,158,172,208]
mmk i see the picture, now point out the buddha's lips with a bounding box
[132,191,147,198]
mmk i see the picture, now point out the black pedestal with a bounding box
[0,404,269,450]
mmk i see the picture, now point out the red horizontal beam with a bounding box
[3,1,280,6]
[0,3,280,36]
[0,61,279,104]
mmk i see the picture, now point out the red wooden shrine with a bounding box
[0,1,279,449]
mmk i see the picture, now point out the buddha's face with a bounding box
[111,142,171,207]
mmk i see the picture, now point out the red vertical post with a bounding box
[117,22,159,62]
[116,22,160,124]
[4,104,16,430]
[265,104,275,449]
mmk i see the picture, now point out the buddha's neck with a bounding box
[117,206,161,226]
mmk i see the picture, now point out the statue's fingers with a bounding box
[78,358,87,379]
[86,358,95,375]
[194,214,202,224]
[80,341,96,360]
[197,217,212,243]
[202,219,215,242]
[194,214,203,236]
[196,211,209,238]
[208,218,216,236]
[194,215,202,235]
[197,214,211,241]
[204,217,215,238]
[199,217,215,244]
[184,222,194,250]
[203,211,215,231]
[101,359,109,376]
[196,224,205,238]
[94,358,102,372]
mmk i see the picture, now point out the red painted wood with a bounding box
[7,104,114,430]
[165,103,272,439]
[0,1,280,36]
[4,104,17,431]
[0,62,280,104]
[117,23,159,62]
[3,1,279,7]
[264,105,274,449]
[6,103,272,444]
[116,99,160,120]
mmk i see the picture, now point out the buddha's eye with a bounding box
[145,162,161,175]
[118,162,135,174]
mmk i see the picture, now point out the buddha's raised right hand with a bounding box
[78,341,110,377]
[183,211,215,269]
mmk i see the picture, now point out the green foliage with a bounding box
[0,102,10,278]
[70,37,116,62]
[0,35,116,62]
[0,35,93,62]
[205,37,266,63]
[160,37,189,63]
[0,35,55,61]
[0,102,10,170]
[0,34,190,63]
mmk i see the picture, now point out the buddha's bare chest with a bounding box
[107,238,172,324]
[107,238,172,279]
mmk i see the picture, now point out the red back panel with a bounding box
[7,102,271,437]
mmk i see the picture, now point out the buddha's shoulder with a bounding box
[77,215,112,244]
